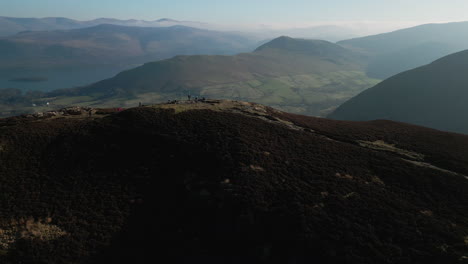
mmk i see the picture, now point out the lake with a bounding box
[0,65,138,92]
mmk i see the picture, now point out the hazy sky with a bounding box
[2,0,467,25]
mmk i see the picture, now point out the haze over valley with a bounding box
[5,19,468,119]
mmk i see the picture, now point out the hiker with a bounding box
[139,102,142,107]
[188,95,191,101]
[88,110,92,117]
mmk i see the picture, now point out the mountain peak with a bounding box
[254,36,356,59]
[157,18,179,23]
[256,36,337,51]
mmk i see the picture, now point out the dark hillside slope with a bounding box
[0,100,467,263]
[329,49,468,134]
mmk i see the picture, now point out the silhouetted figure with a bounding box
[139,102,142,107]
[188,95,191,101]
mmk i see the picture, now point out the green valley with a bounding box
[3,37,379,117]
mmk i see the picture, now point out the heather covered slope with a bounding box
[12,36,378,117]
[0,100,467,263]
[329,49,468,134]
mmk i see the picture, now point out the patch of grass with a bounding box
[0,218,67,251]
[357,140,425,161]
[52,96,96,105]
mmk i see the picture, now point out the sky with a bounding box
[1,0,467,26]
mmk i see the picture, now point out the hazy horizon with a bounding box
[2,0,468,36]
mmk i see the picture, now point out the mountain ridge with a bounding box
[0,16,203,36]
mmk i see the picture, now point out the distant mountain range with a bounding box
[0,16,210,36]
[0,24,259,69]
[339,21,468,79]
[0,16,362,41]
[3,36,377,117]
[329,49,468,134]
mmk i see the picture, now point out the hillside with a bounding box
[3,36,377,117]
[0,100,467,263]
[338,21,468,79]
[329,49,468,134]
[0,24,258,69]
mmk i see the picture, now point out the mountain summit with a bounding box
[156,18,180,23]
[255,36,357,59]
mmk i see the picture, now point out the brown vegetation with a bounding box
[0,100,467,263]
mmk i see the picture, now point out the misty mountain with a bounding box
[262,25,358,42]
[0,16,367,42]
[329,49,468,134]
[6,36,379,117]
[0,16,211,37]
[338,21,468,78]
[0,24,259,68]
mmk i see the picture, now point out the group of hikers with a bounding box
[165,95,208,105]
[187,95,206,102]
